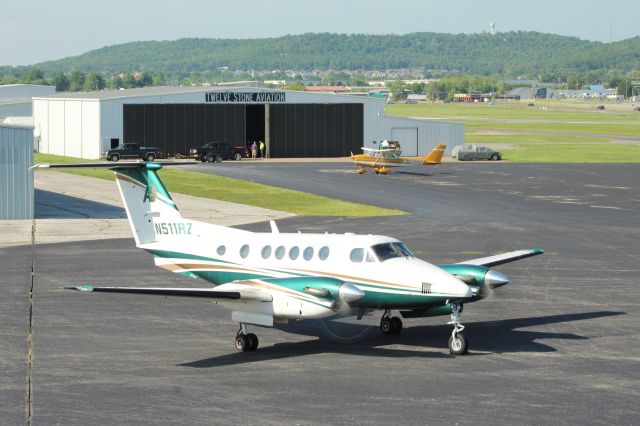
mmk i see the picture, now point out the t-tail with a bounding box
[33,161,197,247]
[114,162,186,245]
[422,144,447,165]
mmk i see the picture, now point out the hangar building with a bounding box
[33,86,463,159]
[0,123,34,220]
[0,84,56,119]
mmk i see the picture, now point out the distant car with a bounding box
[104,143,162,162]
[452,144,502,161]
[190,142,238,162]
[596,105,605,110]
[633,107,640,112]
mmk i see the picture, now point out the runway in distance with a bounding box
[350,141,447,174]
[35,161,543,355]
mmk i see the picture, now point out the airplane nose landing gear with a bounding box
[235,322,259,352]
[447,303,468,355]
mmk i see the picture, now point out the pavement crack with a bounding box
[27,219,35,426]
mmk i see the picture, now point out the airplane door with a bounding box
[390,128,418,156]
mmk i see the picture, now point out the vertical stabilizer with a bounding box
[115,163,182,245]
[423,144,447,165]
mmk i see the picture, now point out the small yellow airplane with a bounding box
[351,142,447,174]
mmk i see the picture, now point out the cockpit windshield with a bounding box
[371,242,414,262]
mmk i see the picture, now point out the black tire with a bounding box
[146,153,155,162]
[233,152,242,161]
[491,154,499,161]
[109,154,119,162]
[206,154,215,163]
[380,317,393,334]
[448,332,468,355]
[235,334,250,352]
[247,333,259,350]
[215,154,222,163]
[391,317,403,334]
[199,154,207,162]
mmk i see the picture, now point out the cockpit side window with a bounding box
[366,250,377,262]
[371,242,414,262]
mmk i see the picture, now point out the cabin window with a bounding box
[240,244,250,258]
[261,245,272,259]
[371,242,414,262]
[366,250,376,262]
[318,246,330,261]
[350,248,364,262]
[217,245,226,256]
[289,246,300,260]
[303,247,314,261]
[275,246,285,260]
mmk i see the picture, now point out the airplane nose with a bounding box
[485,270,509,288]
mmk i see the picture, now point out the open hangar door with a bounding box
[390,127,418,156]
[123,104,246,156]
[269,104,363,157]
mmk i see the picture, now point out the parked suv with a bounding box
[191,142,240,162]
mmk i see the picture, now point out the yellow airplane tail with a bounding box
[422,144,447,165]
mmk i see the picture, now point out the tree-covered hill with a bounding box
[22,32,640,77]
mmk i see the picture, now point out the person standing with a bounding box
[251,141,257,159]
[259,140,265,159]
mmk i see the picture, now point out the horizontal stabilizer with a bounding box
[457,248,544,267]
[32,161,197,170]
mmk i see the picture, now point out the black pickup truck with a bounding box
[104,143,162,162]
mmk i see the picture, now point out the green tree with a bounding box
[152,72,166,86]
[389,80,406,100]
[51,73,69,91]
[68,70,85,91]
[82,72,105,91]
[19,68,47,84]
[122,73,136,88]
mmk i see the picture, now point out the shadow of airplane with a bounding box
[179,310,624,368]
[35,189,126,219]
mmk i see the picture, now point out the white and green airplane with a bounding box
[36,161,544,355]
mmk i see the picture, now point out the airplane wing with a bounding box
[65,282,273,302]
[456,248,544,267]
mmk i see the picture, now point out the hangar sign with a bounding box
[205,91,286,103]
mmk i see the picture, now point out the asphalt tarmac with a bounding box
[2,161,639,424]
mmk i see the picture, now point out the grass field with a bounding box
[34,153,404,217]
[386,102,640,162]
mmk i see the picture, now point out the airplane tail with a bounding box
[422,144,447,165]
[34,162,194,246]
[114,163,184,245]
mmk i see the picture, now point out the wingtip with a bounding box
[532,247,545,254]
[64,284,94,292]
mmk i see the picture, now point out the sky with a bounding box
[1,0,639,66]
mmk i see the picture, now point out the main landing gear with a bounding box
[234,322,259,352]
[380,309,403,335]
[447,303,468,355]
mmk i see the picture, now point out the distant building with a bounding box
[0,84,55,118]
[304,86,351,93]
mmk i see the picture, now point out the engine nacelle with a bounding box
[438,264,509,299]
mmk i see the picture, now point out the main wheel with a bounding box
[391,317,403,334]
[247,333,259,350]
[234,334,250,352]
[146,153,155,162]
[380,317,393,334]
[215,154,223,163]
[233,152,242,161]
[109,154,119,162]
[206,154,215,163]
[448,332,468,355]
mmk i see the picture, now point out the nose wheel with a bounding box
[447,303,468,355]
[235,323,259,352]
[380,309,403,335]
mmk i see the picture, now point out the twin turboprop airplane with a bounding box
[36,161,543,355]
[350,143,447,174]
